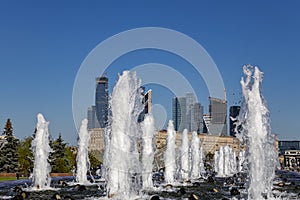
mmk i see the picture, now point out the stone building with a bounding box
[283,150,300,170]
[155,130,242,156]
[88,128,105,152]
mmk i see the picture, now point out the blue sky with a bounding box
[0,1,299,145]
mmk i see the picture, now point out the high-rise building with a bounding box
[87,106,100,129]
[172,93,203,132]
[229,106,241,137]
[203,114,211,133]
[209,97,227,135]
[172,98,179,130]
[144,89,152,114]
[172,97,187,132]
[194,102,204,133]
[186,92,196,132]
[95,76,108,128]
[138,87,153,122]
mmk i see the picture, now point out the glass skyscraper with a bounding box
[172,93,203,132]
[186,92,196,131]
[138,87,153,123]
[209,97,227,135]
[95,76,108,128]
[194,102,204,133]
[172,97,187,132]
[87,106,100,129]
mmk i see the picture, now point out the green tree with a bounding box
[0,119,20,173]
[18,137,33,175]
[65,146,76,169]
[50,134,73,173]
[89,153,101,169]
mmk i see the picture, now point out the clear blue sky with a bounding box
[0,1,299,145]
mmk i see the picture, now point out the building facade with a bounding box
[87,106,100,129]
[95,76,108,128]
[203,114,211,134]
[155,130,242,156]
[138,87,153,122]
[283,150,300,170]
[88,128,105,153]
[172,93,203,133]
[229,106,241,137]
[279,140,300,156]
[144,89,152,114]
[208,97,227,135]
[172,97,187,132]
[194,103,204,133]
[186,92,196,131]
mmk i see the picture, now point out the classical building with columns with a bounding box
[155,130,243,156]
[283,150,300,170]
[88,128,105,152]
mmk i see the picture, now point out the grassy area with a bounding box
[0,177,27,181]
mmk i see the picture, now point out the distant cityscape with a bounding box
[87,75,300,170]
[87,75,231,136]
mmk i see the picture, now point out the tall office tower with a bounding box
[203,114,211,133]
[193,102,204,133]
[186,92,196,132]
[209,97,227,135]
[144,89,152,114]
[87,106,100,129]
[172,97,179,130]
[95,76,108,128]
[172,97,187,131]
[138,87,153,122]
[172,93,203,132]
[229,106,241,137]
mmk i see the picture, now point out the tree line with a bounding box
[0,119,101,175]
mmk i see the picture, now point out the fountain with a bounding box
[101,119,111,181]
[224,145,230,176]
[106,71,143,198]
[229,147,237,175]
[237,65,278,199]
[238,150,246,172]
[165,120,177,184]
[141,114,155,190]
[31,113,52,189]
[199,146,205,176]
[1,67,296,200]
[214,149,220,175]
[76,118,90,184]
[214,145,236,177]
[190,131,200,179]
[217,146,225,177]
[180,129,189,181]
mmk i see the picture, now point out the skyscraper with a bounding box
[229,106,241,137]
[172,97,187,132]
[87,106,100,129]
[186,92,196,132]
[144,89,152,115]
[209,97,227,135]
[193,102,204,133]
[203,114,211,133]
[95,76,108,128]
[172,93,203,132]
[138,87,153,122]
